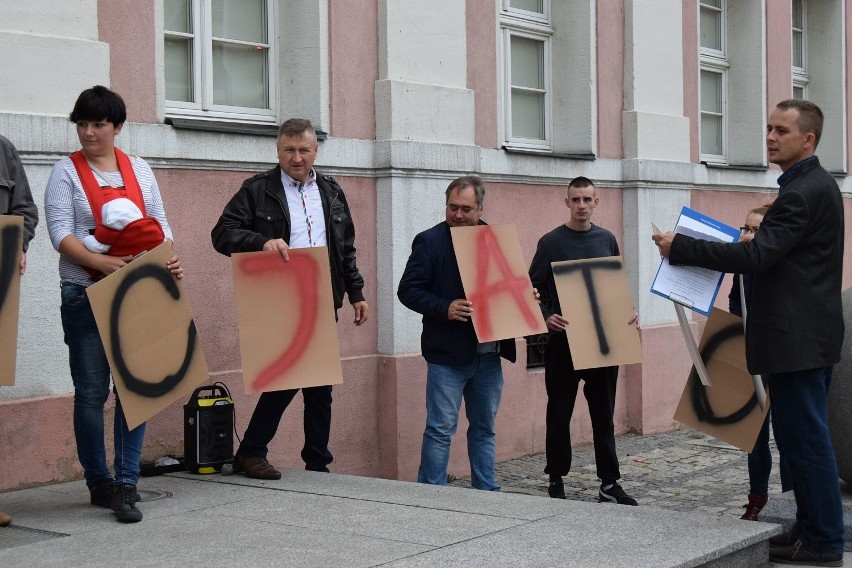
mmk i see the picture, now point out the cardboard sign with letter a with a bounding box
[86,241,209,429]
[674,308,769,452]
[231,248,343,394]
[551,256,643,370]
[0,215,24,386]
[451,224,546,342]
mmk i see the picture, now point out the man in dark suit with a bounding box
[397,176,517,491]
[653,100,844,567]
[212,118,367,480]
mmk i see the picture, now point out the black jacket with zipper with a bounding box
[211,166,365,312]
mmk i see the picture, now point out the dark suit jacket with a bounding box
[397,221,517,366]
[671,157,844,375]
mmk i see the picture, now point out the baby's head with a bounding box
[101,198,143,230]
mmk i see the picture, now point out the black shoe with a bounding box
[89,479,114,508]
[111,483,143,523]
[548,479,566,499]
[770,525,801,548]
[599,483,638,506]
[768,538,843,567]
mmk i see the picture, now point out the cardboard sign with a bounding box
[551,256,643,370]
[0,215,23,386]
[231,248,343,394]
[86,241,209,429]
[451,224,546,342]
[673,308,770,452]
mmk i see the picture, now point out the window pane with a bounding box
[792,31,804,68]
[701,114,723,155]
[792,0,804,28]
[511,36,543,89]
[510,0,544,14]
[212,41,268,108]
[700,71,722,113]
[164,0,191,33]
[700,0,722,8]
[165,37,192,102]
[512,89,544,140]
[793,86,805,99]
[212,0,266,43]
[699,7,722,51]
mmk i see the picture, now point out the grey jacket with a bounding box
[0,135,38,250]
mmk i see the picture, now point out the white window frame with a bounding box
[164,0,278,124]
[792,0,809,99]
[500,0,552,151]
[699,0,728,163]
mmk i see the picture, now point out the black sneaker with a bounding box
[89,479,114,508]
[548,479,566,499]
[768,538,843,567]
[769,524,801,548]
[599,483,638,506]
[111,483,143,523]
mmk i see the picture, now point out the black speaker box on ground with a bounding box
[184,384,234,474]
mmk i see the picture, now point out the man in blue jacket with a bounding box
[654,100,844,567]
[397,176,517,491]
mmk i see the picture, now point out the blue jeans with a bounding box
[61,282,145,487]
[418,353,503,491]
[769,367,843,553]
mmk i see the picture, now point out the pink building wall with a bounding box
[99,0,158,123]
[766,0,793,111]
[468,0,499,148]
[597,0,624,159]
[329,1,378,139]
[682,0,699,164]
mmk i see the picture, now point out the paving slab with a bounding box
[0,470,780,568]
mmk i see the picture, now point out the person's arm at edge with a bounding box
[211,180,271,256]
[397,231,452,321]
[336,190,367,326]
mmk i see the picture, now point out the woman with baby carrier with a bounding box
[43,86,183,523]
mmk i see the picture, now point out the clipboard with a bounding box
[651,207,740,316]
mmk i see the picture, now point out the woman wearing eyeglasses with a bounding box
[731,200,792,521]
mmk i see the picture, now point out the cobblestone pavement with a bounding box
[449,428,782,521]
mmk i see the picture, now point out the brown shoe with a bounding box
[234,455,281,480]
[0,511,11,527]
[740,493,768,521]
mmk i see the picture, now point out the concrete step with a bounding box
[0,470,780,567]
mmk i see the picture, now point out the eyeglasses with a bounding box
[740,226,759,234]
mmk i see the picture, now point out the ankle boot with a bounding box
[740,493,768,521]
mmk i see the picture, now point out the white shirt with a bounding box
[280,169,327,248]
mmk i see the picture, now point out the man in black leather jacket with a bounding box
[212,118,367,480]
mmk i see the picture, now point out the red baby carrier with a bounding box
[70,149,165,280]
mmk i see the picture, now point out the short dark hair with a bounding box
[567,176,595,195]
[278,118,317,141]
[776,99,824,147]
[68,86,127,126]
[445,175,485,209]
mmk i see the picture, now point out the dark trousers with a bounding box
[238,385,333,472]
[770,367,844,553]
[747,406,792,495]
[543,333,620,484]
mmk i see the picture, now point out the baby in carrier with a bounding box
[82,198,146,254]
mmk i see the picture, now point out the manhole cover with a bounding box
[137,490,173,502]
[0,525,67,551]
